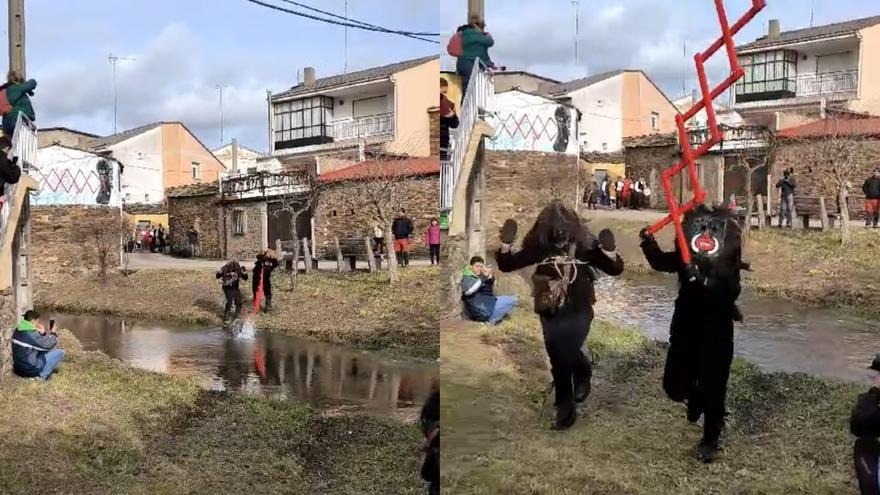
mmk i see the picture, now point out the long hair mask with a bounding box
[680,204,742,285]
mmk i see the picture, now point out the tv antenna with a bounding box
[109,53,136,134]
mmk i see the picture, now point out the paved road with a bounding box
[128,253,434,271]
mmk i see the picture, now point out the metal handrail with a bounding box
[795,69,858,97]
[441,58,493,210]
[329,112,394,141]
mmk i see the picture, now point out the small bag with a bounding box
[532,244,577,314]
[447,32,463,57]
[0,89,11,116]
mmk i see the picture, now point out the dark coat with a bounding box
[0,153,21,185]
[852,387,880,439]
[460,270,497,321]
[216,261,248,289]
[496,238,624,316]
[252,255,279,292]
[392,217,414,239]
[775,176,796,198]
[863,177,880,200]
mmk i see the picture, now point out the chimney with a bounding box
[303,67,316,86]
[232,138,239,173]
[768,19,780,38]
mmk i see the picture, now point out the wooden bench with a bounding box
[275,238,317,272]
[334,236,382,272]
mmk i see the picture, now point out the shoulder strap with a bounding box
[563,243,576,280]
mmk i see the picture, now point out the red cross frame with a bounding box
[645,0,766,264]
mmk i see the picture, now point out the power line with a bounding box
[245,0,439,43]
[275,0,437,36]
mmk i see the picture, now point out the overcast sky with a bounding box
[1,0,437,153]
[440,0,879,101]
[2,1,878,154]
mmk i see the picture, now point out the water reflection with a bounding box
[592,274,879,384]
[47,312,436,412]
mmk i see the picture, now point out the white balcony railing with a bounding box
[795,69,858,98]
[328,113,394,142]
[441,58,493,211]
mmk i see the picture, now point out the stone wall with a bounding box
[314,175,439,258]
[429,107,440,157]
[224,202,265,261]
[31,206,121,288]
[0,288,15,377]
[482,150,579,249]
[167,193,223,258]
[624,144,680,209]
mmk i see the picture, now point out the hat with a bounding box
[869,354,880,372]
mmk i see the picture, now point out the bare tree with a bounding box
[81,211,134,283]
[788,117,869,244]
[272,171,324,292]
[726,125,777,234]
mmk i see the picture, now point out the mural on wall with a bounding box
[32,148,122,206]
[487,91,579,155]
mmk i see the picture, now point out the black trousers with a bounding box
[663,311,734,444]
[854,438,880,495]
[252,281,272,309]
[223,287,242,319]
[429,244,441,265]
[540,310,593,407]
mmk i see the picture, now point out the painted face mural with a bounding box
[95,159,112,205]
[553,105,570,153]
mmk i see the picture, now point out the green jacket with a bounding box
[459,27,494,66]
[4,79,36,123]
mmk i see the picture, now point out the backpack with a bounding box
[0,89,11,116]
[447,32,463,57]
[531,243,578,314]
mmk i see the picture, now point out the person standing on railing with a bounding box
[1,70,36,138]
[440,78,459,161]
[455,15,495,98]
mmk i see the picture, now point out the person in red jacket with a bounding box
[621,177,633,209]
[423,217,442,265]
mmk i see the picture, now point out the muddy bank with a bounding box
[36,267,440,361]
[0,332,427,494]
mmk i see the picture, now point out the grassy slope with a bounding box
[35,267,440,360]
[0,332,424,495]
[582,216,880,318]
[441,273,860,494]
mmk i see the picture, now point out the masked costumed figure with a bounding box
[639,204,748,462]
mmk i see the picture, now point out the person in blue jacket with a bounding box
[461,256,516,324]
[11,310,64,381]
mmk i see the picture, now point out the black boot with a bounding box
[686,399,703,423]
[697,439,719,463]
[553,402,577,430]
[574,376,591,403]
[574,353,592,403]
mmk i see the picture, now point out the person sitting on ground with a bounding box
[851,354,880,495]
[862,168,880,229]
[2,70,36,138]
[11,310,64,381]
[216,259,248,322]
[252,249,279,313]
[461,256,517,325]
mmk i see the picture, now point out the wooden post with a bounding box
[756,194,765,229]
[334,237,346,272]
[364,236,376,272]
[302,238,312,273]
[819,197,829,231]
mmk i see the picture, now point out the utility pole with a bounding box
[8,0,29,323]
[467,0,484,22]
[217,84,225,146]
[810,0,816,27]
[109,54,135,134]
[572,1,580,67]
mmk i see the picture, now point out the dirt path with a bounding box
[128,253,433,271]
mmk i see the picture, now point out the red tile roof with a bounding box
[777,117,880,139]
[319,157,440,183]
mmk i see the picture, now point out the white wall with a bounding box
[487,91,579,155]
[329,90,393,123]
[108,127,163,204]
[33,146,122,206]
[214,144,263,174]
[797,49,858,76]
[567,76,623,152]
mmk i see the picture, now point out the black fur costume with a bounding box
[640,205,745,458]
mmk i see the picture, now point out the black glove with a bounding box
[732,304,744,323]
[639,228,654,243]
[740,261,752,271]
[684,263,702,284]
[499,219,518,244]
[598,229,616,251]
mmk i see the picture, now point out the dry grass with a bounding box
[441,272,861,494]
[0,331,425,494]
[36,266,440,360]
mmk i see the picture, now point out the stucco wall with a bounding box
[213,144,263,174]
[622,71,678,138]
[853,24,880,115]
[388,58,440,157]
[569,76,623,152]
[109,127,164,204]
[37,129,96,150]
[161,123,226,188]
[488,91,579,155]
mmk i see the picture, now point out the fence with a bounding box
[795,70,858,98]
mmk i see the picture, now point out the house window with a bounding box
[602,143,608,151]
[125,193,131,201]
[273,96,334,145]
[735,50,797,100]
[247,167,258,175]
[144,193,150,203]
[232,210,247,235]
[191,162,200,180]
[651,112,660,131]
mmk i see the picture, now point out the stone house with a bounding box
[315,157,439,258]
[165,182,223,258]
